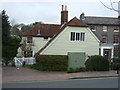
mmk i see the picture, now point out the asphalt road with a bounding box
[2,77,119,88]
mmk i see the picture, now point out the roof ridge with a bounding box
[37,23,61,26]
[85,16,118,19]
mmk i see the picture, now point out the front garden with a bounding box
[27,55,120,72]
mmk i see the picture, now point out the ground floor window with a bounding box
[114,46,119,58]
[24,51,33,57]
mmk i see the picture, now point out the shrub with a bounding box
[32,55,68,71]
[111,58,120,70]
[85,55,109,71]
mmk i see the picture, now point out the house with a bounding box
[80,13,120,61]
[37,17,100,56]
[17,24,61,57]
[17,5,100,58]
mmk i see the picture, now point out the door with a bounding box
[103,49,111,61]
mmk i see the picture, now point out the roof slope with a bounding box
[83,16,119,25]
[36,17,89,55]
[67,17,88,27]
[23,23,61,37]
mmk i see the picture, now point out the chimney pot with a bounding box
[65,5,67,11]
[62,5,64,11]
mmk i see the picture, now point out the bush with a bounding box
[85,55,109,71]
[32,55,68,71]
[111,58,120,70]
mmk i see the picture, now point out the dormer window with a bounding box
[37,29,41,35]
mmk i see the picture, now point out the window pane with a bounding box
[90,26,96,31]
[113,36,119,43]
[76,33,80,41]
[102,35,107,43]
[114,27,119,32]
[81,33,85,41]
[103,26,107,32]
[71,32,75,41]
[44,37,48,40]
[27,36,33,43]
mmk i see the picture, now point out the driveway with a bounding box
[2,66,118,82]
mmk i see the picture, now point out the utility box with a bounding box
[68,52,86,70]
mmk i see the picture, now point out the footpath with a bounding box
[2,67,119,82]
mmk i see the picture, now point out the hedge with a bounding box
[32,55,68,71]
[111,58,120,70]
[85,55,109,71]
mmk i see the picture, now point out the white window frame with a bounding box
[90,26,96,31]
[114,26,119,32]
[70,32,85,41]
[103,26,107,32]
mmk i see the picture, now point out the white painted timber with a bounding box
[40,26,100,56]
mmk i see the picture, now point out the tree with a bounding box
[2,10,21,65]
[99,0,119,12]
[2,10,11,45]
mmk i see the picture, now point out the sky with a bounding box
[0,0,119,25]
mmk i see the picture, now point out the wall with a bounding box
[93,25,120,44]
[32,37,50,54]
[40,26,100,56]
[17,36,49,57]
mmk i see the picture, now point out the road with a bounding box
[2,77,119,88]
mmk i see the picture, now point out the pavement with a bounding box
[2,66,119,82]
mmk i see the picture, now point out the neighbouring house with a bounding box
[17,24,61,57]
[79,1,120,62]
[80,13,120,61]
[17,5,100,59]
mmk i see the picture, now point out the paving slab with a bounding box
[2,67,119,82]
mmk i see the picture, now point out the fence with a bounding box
[14,57,36,67]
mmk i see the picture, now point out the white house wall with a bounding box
[32,37,49,54]
[40,26,100,56]
[17,37,49,57]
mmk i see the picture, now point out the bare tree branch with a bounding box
[99,0,119,12]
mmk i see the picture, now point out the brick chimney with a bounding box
[61,5,68,25]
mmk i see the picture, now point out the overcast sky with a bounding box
[0,0,119,25]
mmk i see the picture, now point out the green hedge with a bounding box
[111,58,120,70]
[85,55,109,71]
[32,55,68,71]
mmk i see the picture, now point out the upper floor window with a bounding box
[102,35,107,43]
[43,37,49,40]
[37,29,41,35]
[114,26,119,32]
[71,32,85,41]
[103,26,107,32]
[27,36,33,43]
[90,26,96,31]
[113,35,119,44]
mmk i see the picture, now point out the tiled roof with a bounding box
[67,17,88,27]
[82,16,120,25]
[22,23,61,37]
